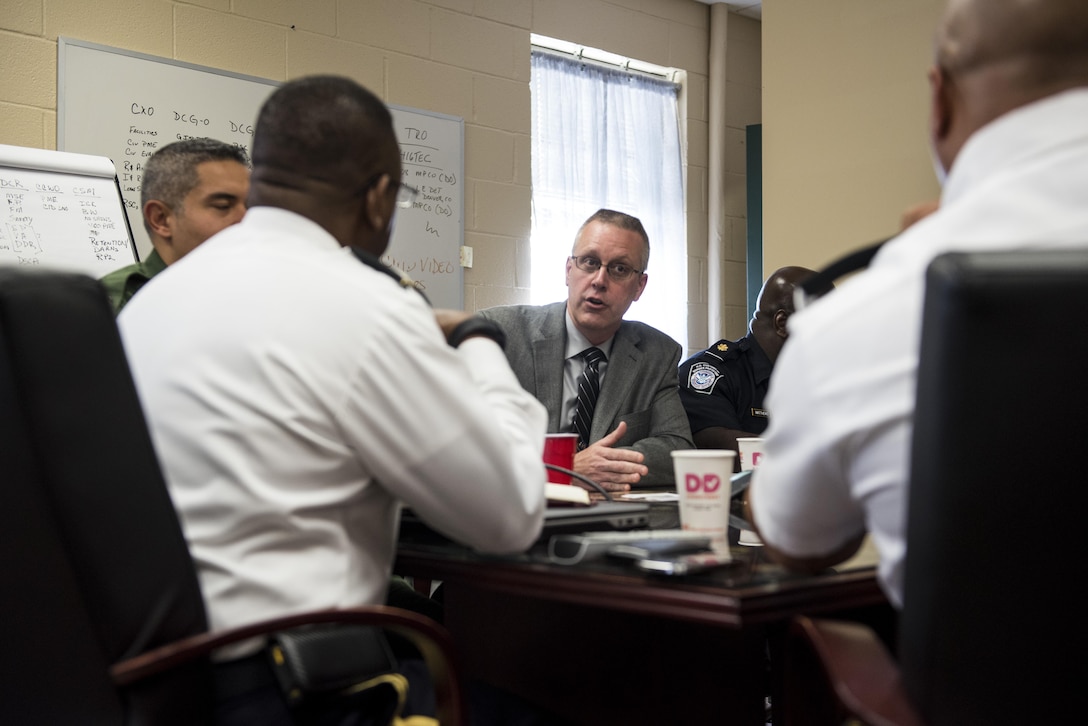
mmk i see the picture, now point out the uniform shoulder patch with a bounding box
[687,362,721,394]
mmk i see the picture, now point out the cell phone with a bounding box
[635,551,735,576]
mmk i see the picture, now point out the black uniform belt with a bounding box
[212,651,278,702]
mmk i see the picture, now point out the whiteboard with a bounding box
[386,103,465,309]
[57,37,464,308]
[0,143,137,277]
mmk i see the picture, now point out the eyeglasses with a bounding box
[569,255,643,282]
[359,173,418,209]
[394,181,419,209]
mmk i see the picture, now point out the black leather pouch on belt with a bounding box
[267,625,398,705]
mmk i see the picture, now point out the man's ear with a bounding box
[929,65,953,147]
[774,310,790,338]
[144,200,173,240]
[929,64,963,180]
[364,174,393,232]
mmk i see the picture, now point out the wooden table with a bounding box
[395,506,889,725]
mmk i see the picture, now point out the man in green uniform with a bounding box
[100,137,249,313]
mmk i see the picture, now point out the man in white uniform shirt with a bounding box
[120,75,548,721]
[748,0,1088,608]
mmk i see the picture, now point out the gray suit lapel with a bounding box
[533,304,568,432]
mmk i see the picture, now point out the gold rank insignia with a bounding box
[716,343,729,352]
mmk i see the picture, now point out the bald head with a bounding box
[930,0,1088,174]
[750,266,817,362]
[937,0,1088,79]
[757,267,813,317]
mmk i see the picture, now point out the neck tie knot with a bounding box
[582,346,606,368]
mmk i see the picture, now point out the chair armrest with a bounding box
[790,616,924,726]
[109,605,466,726]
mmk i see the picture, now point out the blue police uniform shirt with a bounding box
[677,332,773,435]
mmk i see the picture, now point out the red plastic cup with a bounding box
[543,433,579,484]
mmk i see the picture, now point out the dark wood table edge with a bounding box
[395,547,886,629]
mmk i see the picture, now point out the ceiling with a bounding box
[698,1,762,21]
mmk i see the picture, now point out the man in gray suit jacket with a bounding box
[480,209,693,491]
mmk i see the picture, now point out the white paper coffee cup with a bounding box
[736,437,765,472]
[671,449,736,554]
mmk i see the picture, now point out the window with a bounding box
[530,45,687,350]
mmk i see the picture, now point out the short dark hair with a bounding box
[575,208,651,270]
[250,75,398,194]
[140,138,249,233]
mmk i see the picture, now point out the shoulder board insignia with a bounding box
[716,343,729,352]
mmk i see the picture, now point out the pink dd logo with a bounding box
[685,473,722,493]
[751,452,763,467]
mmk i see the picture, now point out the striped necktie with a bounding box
[573,347,606,450]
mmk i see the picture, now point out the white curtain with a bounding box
[530,50,687,351]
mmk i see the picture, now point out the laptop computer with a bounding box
[539,500,650,536]
[399,499,651,544]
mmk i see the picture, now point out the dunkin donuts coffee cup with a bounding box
[671,449,736,554]
[736,437,765,472]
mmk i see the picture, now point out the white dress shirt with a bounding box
[120,207,548,639]
[750,89,1088,607]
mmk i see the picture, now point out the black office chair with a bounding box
[0,267,466,725]
[782,249,1088,725]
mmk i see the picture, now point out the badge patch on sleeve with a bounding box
[687,362,721,394]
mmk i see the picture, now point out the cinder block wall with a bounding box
[762,0,943,274]
[719,12,761,347]
[2,0,766,346]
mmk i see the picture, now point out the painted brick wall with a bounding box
[1,0,757,341]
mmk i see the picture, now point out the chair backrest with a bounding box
[0,267,213,725]
[902,250,1088,725]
